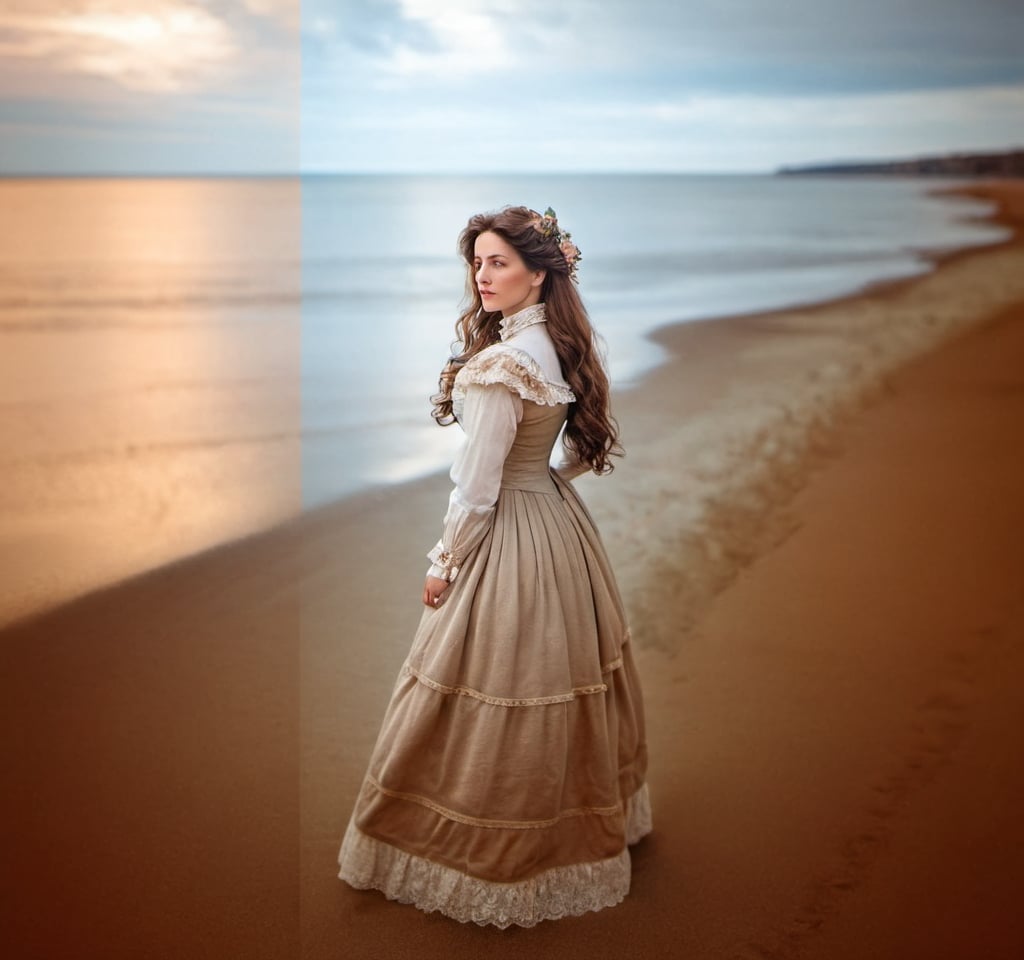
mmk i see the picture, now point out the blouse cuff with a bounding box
[426,541,460,582]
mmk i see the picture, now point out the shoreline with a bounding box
[3,180,1024,959]
[568,177,1024,651]
[0,180,1014,633]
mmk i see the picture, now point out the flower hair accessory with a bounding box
[530,206,582,283]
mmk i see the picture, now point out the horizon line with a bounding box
[0,169,779,179]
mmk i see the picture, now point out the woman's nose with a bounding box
[476,264,489,284]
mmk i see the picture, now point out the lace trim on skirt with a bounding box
[338,783,652,929]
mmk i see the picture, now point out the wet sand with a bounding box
[2,181,1023,959]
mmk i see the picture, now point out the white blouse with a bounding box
[426,302,589,582]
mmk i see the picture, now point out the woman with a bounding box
[338,205,651,928]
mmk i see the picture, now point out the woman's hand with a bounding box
[423,576,450,608]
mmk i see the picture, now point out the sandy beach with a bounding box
[3,180,1024,959]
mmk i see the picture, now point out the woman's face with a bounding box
[472,230,545,317]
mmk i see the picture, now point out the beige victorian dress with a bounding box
[337,302,651,928]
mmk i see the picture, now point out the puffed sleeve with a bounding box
[425,382,523,581]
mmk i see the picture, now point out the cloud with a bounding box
[308,0,1024,96]
[300,0,1024,173]
[0,1,300,94]
[1,0,1021,173]
[0,0,299,172]
[303,0,558,92]
[239,0,299,30]
[305,81,1024,173]
[0,1,240,93]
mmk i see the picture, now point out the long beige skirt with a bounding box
[338,471,651,928]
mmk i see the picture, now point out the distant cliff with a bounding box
[777,149,1024,177]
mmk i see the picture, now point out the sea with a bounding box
[0,173,1008,624]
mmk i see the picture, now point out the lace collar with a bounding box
[498,302,547,341]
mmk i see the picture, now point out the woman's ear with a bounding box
[531,268,547,289]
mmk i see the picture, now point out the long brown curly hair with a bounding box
[430,205,622,475]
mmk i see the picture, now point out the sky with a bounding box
[1,0,1022,174]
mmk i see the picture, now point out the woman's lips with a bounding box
[480,290,495,297]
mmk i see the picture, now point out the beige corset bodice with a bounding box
[452,343,576,499]
[499,401,570,494]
